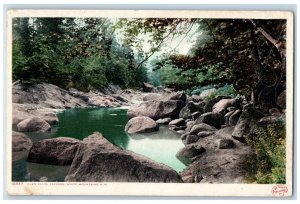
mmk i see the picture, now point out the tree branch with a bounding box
[248,19,286,59]
[135,22,181,70]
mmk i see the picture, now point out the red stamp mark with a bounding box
[271,185,288,197]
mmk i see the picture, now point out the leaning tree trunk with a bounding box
[248,20,286,111]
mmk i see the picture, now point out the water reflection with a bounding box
[127,126,187,172]
[55,108,130,149]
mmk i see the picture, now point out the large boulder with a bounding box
[125,116,159,134]
[203,96,232,113]
[185,121,195,132]
[27,137,81,165]
[179,102,205,119]
[39,112,59,125]
[142,82,156,92]
[224,110,235,126]
[185,135,200,145]
[212,98,241,114]
[197,131,214,138]
[218,139,235,149]
[189,95,203,103]
[277,90,286,109]
[179,106,192,119]
[176,144,206,159]
[12,131,33,161]
[127,100,184,120]
[142,92,187,104]
[65,132,182,182]
[13,83,85,109]
[190,123,217,135]
[168,92,187,104]
[232,107,265,142]
[195,112,224,129]
[17,117,51,132]
[228,110,242,126]
[169,118,186,127]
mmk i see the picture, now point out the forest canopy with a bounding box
[12,17,286,109]
[12,17,148,91]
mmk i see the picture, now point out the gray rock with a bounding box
[228,110,242,126]
[176,144,206,158]
[277,90,286,109]
[232,108,265,142]
[190,95,203,102]
[269,108,282,116]
[156,118,172,124]
[185,121,195,132]
[190,123,217,135]
[186,135,199,144]
[112,94,129,103]
[179,102,204,119]
[180,126,254,183]
[218,139,235,149]
[227,107,237,112]
[142,82,156,92]
[169,118,186,127]
[168,92,187,104]
[179,106,192,119]
[169,125,186,131]
[65,132,183,182]
[127,100,184,120]
[212,98,240,114]
[195,112,224,129]
[197,131,214,138]
[125,116,159,134]
[194,175,204,183]
[142,92,186,104]
[13,83,86,109]
[214,126,235,139]
[27,137,81,165]
[258,116,280,125]
[181,132,190,141]
[204,96,232,113]
[192,111,201,120]
[17,117,51,132]
[39,112,59,125]
[186,119,193,122]
[176,130,185,134]
[12,131,33,161]
[143,93,164,101]
[224,110,235,126]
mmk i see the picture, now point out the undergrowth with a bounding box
[245,119,286,184]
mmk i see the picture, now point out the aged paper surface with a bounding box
[6,9,294,196]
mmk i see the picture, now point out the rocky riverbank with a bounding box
[11,82,184,182]
[11,82,286,183]
[123,87,286,183]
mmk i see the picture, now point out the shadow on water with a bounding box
[55,108,130,149]
[12,157,69,182]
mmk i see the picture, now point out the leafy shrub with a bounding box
[204,84,237,101]
[190,84,214,95]
[245,119,286,184]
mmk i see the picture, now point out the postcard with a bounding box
[6,9,293,196]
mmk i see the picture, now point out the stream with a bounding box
[12,107,187,182]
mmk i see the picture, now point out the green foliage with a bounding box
[204,84,237,101]
[246,120,286,184]
[12,17,148,91]
[190,85,214,95]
